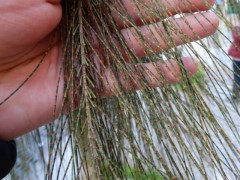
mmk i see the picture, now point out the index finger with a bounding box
[107,0,215,28]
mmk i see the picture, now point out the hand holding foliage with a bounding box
[2,0,240,180]
[0,0,217,139]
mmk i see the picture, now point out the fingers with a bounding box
[138,57,198,87]
[90,1,219,63]
[119,12,219,59]
[97,57,198,97]
[88,0,218,97]
[107,0,215,28]
[92,12,218,61]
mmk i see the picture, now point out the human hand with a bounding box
[0,0,63,140]
[90,0,219,97]
[0,0,219,140]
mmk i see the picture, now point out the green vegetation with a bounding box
[101,164,165,180]
[124,167,165,180]
[174,65,205,91]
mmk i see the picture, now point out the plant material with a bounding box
[12,0,240,179]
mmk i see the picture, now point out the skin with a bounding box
[0,0,219,140]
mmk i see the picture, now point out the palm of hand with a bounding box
[0,0,63,139]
